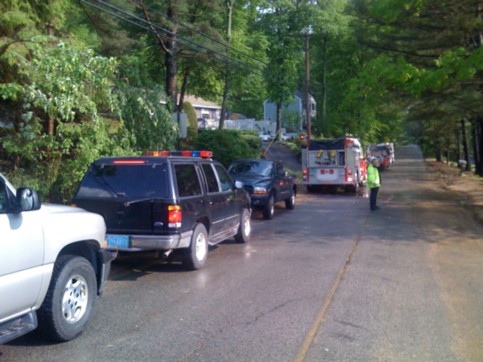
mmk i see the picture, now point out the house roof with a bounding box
[182,95,221,110]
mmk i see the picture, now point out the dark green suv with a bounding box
[73,151,251,270]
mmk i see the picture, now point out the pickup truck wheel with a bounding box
[262,194,275,220]
[285,191,296,209]
[234,208,251,243]
[37,255,96,342]
[182,223,208,270]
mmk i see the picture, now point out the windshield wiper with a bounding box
[123,198,154,207]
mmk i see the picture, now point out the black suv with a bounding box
[72,151,251,270]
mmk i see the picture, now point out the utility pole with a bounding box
[304,26,312,184]
[304,27,311,141]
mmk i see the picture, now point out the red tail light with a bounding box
[345,168,353,182]
[168,205,182,228]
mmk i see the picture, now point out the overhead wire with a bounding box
[80,0,265,73]
[131,0,268,67]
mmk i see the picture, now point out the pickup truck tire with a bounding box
[234,208,251,243]
[37,255,97,342]
[182,223,208,270]
[285,191,295,209]
[262,193,275,220]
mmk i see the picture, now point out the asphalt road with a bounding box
[1,145,482,361]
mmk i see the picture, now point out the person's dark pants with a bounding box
[370,187,379,210]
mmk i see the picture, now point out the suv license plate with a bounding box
[107,235,130,248]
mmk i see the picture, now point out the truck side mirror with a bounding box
[235,180,244,189]
[15,187,41,213]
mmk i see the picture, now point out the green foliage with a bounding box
[348,0,482,167]
[282,110,300,132]
[26,43,119,122]
[120,84,178,153]
[242,132,263,152]
[183,101,198,143]
[1,40,131,202]
[195,129,261,167]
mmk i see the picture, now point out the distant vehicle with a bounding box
[228,159,297,219]
[0,173,115,344]
[259,132,272,142]
[281,132,298,141]
[72,150,251,270]
[371,142,395,169]
[301,137,367,192]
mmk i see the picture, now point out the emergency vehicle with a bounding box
[301,137,367,192]
[371,142,394,169]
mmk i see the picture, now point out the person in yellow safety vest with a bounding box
[366,157,381,211]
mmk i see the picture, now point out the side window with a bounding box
[338,151,345,166]
[201,164,220,193]
[214,164,233,192]
[175,164,202,197]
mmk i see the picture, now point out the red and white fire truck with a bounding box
[301,137,367,192]
[369,142,395,169]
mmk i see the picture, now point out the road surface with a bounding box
[1,145,481,361]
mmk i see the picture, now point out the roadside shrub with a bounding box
[183,101,198,144]
[195,129,260,167]
[243,132,263,151]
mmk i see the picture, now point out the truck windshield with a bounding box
[76,164,168,198]
[229,161,272,177]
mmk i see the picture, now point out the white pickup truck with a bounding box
[0,172,116,344]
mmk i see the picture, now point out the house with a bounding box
[182,95,221,129]
[263,91,316,132]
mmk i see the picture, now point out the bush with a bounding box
[195,129,261,167]
[183,101,198,144]
[243,132,263,151]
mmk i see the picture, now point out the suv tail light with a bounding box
[168,205,182,228]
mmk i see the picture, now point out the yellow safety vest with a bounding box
[366,164,380,188]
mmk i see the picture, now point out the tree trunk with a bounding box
[276,102,281,141]
[166,2,178,108]
[435,138,442,162]
[455,129,461,160]
[219,67,230,130]
[322,35,327,137]
[461,119,470,171]
[178,67,190,113]
[473,116,483,176]
[219,0,235,130]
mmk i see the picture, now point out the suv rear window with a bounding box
[76,164,168,198]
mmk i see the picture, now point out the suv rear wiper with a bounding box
[91,174,120,197]
[123,198,154,207]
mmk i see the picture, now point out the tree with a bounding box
[257,0,315,140]
[349,0,482,172]
[1,41,129,200]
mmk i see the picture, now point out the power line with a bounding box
[80,0,264,73]
[131,0,268,67]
